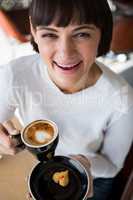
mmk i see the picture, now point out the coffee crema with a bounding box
[24,121,55,146]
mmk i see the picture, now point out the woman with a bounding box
[0,0,133,199]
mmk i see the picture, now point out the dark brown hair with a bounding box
[29,0,113,57]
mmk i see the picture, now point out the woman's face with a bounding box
[31,23,101,93]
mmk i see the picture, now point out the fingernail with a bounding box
[10,149,16,155]
[11,130,20,135]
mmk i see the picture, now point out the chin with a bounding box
[56,78,79,91]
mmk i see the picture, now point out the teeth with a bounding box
[58,64,78,68]
[54,61,81,68]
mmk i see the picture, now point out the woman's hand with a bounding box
[26,193,33,200]
[69,154,93,198]
[0,120,24,156]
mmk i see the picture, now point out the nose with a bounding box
[56,37,77,61]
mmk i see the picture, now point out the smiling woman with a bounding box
[29,0,112,93]
[0,1,133,200]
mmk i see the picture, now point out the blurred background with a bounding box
[0,0,133,83]
[0,1,133,200]
[0,1,133,78]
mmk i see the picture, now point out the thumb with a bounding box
[3,120,20,136]
[3,120,24,149]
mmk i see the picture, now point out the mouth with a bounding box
[53,61,82,72]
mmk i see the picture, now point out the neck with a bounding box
[61,64,102,94]
[47,63,102,94]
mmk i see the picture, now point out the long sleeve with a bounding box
[0,64,16,123]
[85,106,133,178]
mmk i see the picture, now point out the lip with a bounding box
[53,61,82,74]
[54,61,81,68]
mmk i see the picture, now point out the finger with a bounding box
[69,154,91,170]
[70,154,93,198]
[26,193,33,200]
[0,123,9,135]
[0,124,22,149]
[0,123,23,152]
[15,145,25,154]
[0,124,12,148]
[0,141,25,155]
[0,144,16,155]
[9,134,23,148]
[3,120,20,135]
[3,121,22,147]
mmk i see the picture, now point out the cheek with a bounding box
[35,36,55,58]
[80,43,99,63]
[84,34,101,55]
[38,43,54,61]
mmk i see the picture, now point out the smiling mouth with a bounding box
[53,61,82,71]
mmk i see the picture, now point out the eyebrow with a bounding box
[73,25,96,31]
[37,25,96,32]
[37,27,58,32]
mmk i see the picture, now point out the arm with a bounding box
[0,64,23,155]
[86,107,133,178]
[0,64,16,123]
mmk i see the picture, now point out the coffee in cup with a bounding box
[21,120,59,162]
[23,120,55,146]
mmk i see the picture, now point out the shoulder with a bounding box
[97,61,133,114]
[97,61,128,90]
[0,53,40,74]
[0,53,41,85]
[10,53,40,73]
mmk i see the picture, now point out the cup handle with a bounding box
[10,133,25,149]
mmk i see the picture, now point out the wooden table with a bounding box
[0,150,37,200]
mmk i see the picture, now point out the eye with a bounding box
[41,33,58,39]
[74,32,91,39]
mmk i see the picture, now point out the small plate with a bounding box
[29,156,90,200]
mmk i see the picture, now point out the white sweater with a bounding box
[0,54,133,178]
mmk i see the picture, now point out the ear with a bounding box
[29,16,38,44]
